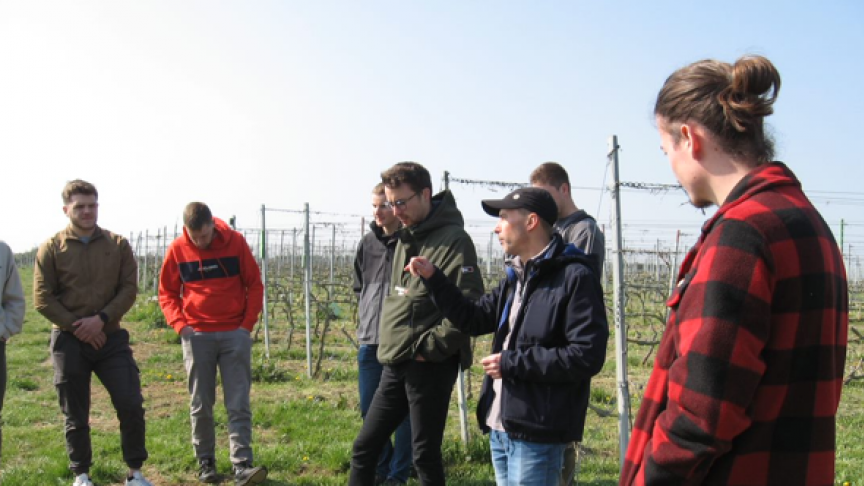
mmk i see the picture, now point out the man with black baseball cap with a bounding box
[405,187,609,485]
[481,187,559,227]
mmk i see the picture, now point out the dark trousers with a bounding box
[358,345,412,482]
[51,329,148,475]
[0,341,6,463]
[350,357,459,486]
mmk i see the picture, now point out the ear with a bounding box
[525,212,540,232]
[62,204,69,216]
[679,123,703,160]
[559,182,571,197]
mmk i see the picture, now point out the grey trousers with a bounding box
[182,327,254,466]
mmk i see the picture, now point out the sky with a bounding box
[2,1,863,267]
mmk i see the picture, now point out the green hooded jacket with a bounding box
[377,190,484,369]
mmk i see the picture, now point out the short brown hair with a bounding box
[381,162,432,194]
[183,202,213,230]
[530,162,570,188]
[655,55,781,164]
[372,182,386,195]
[62,179,98,204]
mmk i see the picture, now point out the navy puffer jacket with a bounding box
[422,233,609,443]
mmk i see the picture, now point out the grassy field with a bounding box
[2,267,862,485]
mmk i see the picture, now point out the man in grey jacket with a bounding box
[531,162,605,271]
[353,183,412,486]
[0,240,25,464]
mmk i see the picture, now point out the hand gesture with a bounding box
[404,256,435,279]
[481,353,503,379]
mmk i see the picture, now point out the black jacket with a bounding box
[422,233,608,443]
[353,222,398,345]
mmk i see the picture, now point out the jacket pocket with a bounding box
[501,379,572,437]
[377,294,415,362]
[51,330,81,385]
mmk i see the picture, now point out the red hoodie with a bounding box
[159,217,264,333]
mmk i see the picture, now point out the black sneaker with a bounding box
[234,462,268,486]
[198,458,218,483]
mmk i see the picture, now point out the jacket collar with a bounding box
[60,224,104,242]
[369,221,400,244]
[701,162,799,237]
[505,233,583,283]
[677,162,799,282]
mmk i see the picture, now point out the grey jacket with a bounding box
[353,223,398,345]
[555,209,605,271]
[0,240,25,340]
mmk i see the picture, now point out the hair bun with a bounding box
[718,55,781,133]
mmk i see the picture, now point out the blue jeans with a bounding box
[358,345,412,482]
[489,430,566,486]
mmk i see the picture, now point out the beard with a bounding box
[690,197,714,210]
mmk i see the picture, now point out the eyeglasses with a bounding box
[385,192,420,209]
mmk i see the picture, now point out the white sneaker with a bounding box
[125,471,154,486]
[72,474,94,486]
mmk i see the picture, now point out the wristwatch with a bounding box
[98,311,109,324]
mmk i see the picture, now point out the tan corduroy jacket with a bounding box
[34,225,138,333]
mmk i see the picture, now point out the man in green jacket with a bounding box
[350,162,484,486]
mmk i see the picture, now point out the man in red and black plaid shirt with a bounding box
[621,55,848,486]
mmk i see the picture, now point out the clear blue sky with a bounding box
[2,1,863,259]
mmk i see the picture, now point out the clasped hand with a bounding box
[73,315,106,350]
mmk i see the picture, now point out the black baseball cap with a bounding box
[481,187,558,226]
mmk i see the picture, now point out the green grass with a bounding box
[1,267,862,485]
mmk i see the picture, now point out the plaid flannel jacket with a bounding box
[620,163,848,486]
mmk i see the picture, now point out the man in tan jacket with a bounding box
[34,180,153,486]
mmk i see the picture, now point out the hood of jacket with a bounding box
[182,217,234,251]
[400,190,464,240]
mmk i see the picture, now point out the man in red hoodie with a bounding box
[159,202,267,486]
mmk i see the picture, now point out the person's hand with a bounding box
[404,257,435,279]
[481,353,503,379]
[180,326,195,338]
[87,332,107,350]
[73,315,104,343]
